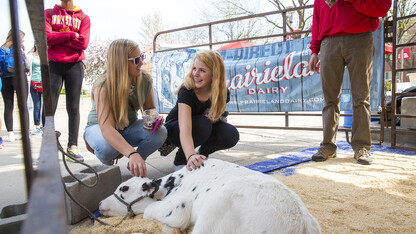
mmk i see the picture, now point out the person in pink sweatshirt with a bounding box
[308,0,391,165]
[45,0,90,162]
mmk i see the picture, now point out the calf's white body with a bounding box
[99,159,321,234]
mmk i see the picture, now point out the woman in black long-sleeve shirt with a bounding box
[165,50,239,171]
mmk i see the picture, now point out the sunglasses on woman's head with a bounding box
[128,54,145,65]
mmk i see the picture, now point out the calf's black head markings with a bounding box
[119,186,129,192]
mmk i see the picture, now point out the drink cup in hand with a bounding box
[143,109,160,131]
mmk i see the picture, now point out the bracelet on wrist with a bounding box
[187,154,197,162]
[127,151,138,158]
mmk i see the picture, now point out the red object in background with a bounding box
[385,44,393,54]
[398,47,410,60]
[286,29,300,40]
[217,41,255,50]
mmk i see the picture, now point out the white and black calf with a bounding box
[99,159,321,234]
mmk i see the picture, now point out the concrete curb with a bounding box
[63,164,121,224]
[0,201,27,234]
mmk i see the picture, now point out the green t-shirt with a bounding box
[29,54,41,82]
[86,70,153,128]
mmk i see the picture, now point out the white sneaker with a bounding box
[173,164,185,171]
[7,132,16,142]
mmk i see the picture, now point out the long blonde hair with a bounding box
[100,39,143,129]
[2,29,25,48]
[178,50,227,121]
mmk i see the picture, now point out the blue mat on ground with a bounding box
[336,141,416,156]
[246,141,416,175]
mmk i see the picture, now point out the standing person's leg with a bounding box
[35,91,42,127]
[345,32,374,165]
[64,62,83,148]
[1,77,16,141]
[312,36,346,161]
[43,61,64,125]
[166,116,212,166]
[30,86,41,134]
[20,77,30,131]
[198,121,239,156]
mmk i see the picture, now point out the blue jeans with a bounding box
[84,119,167,165]
[30,85,42,126]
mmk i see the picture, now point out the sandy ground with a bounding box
[272,150,416,233]
[71,214,191,234]
[71,149,416,234]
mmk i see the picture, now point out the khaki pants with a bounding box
[319,31,374,152]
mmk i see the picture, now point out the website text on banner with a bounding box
[152,27,384,113]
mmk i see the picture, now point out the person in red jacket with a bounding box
[45,0,91,162]
[308,0,391,165]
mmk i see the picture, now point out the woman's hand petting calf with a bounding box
[186,154,206,171]
[128,153,147,177]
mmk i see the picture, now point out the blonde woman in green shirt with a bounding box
[84,39,167,177]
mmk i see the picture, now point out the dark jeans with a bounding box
[1,76,28,131]
[42,61,84,148]
[166,115,240,166]
[30,85,42,126]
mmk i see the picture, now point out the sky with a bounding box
[0,0,200,50]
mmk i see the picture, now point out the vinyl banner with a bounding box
[152,27,384,113]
